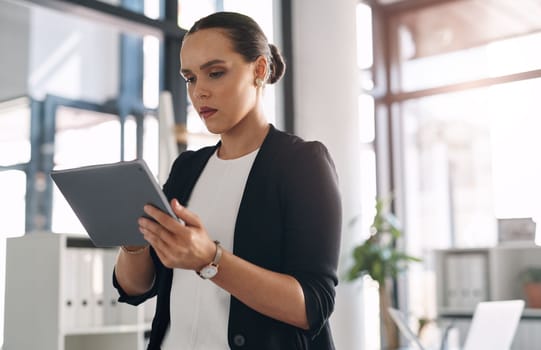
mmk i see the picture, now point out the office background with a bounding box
[1,0,541,349]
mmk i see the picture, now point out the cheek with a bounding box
[230,85,257,115]
[234,75,257,102]
[221,78,255,107]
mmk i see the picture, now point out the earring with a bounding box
[255,77,264,88]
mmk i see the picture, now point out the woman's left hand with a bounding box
[138,199,216,271]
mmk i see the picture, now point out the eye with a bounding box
[183,76,195,84]
[209,71,225,79]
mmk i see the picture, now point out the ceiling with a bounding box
[388,0,541,58]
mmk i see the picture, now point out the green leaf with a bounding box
[346,196,422,285]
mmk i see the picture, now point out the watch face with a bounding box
[200,265,218,279]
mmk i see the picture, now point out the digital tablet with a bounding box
[51,159,176,247]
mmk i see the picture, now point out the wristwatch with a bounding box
[197,240,222,279]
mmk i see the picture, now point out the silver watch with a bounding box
[197,240,222,279]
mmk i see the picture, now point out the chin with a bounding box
[203,121,225,135]
[204,117,243,136]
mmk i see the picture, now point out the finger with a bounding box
[139,221,182,269]
[138,216,180,250]
[139,221,174,260]
[139,218,164,244]
[171,199,201,228]
[141,228,169,265]
[143,204,184,233]
[139,216,168,237]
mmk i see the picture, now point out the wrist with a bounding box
[197,240,222,279]
[121,245,149,255]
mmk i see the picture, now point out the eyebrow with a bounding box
[180,59,226,75]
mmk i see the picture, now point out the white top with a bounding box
[162,148,259,350]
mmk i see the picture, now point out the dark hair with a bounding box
[186,12,285,84]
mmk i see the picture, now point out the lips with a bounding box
[198,106,217,119]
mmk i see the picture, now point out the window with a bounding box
[356,3,379,350]
[395,0,541,92]
[357,3,377,239]
[378,0,541,322]
[0,98,30,235]
[0,0,170,346]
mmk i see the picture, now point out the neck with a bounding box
[218,115,269,160]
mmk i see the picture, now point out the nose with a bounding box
[193,84,210,100]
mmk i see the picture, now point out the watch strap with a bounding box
[211,240,222,265]
[197,240,222,279]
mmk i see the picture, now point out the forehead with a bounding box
[180,29,238,68]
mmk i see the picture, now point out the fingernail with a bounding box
[175,199,182,209]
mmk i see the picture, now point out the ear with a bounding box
[254,55,268,81]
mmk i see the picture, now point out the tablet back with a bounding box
[51,159,175,247]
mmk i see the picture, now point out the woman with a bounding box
[114,11,342,350]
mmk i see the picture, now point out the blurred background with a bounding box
[1,0,541,349]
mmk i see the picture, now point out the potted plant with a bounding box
[346,197,421,350]
[520,267,541,308]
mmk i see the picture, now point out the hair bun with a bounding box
[268,44,286,84]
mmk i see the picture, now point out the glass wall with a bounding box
[380,0,541,326]
[0,1,164,345]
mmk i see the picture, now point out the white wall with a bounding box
[291,0,366,349]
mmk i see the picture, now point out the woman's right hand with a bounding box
[138,199,216,272]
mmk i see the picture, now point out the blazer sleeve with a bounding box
[280,141,342,338]
[112,248,161,306]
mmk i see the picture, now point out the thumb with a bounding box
[171,199,201,227]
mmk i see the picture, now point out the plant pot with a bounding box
[524,282,541,308]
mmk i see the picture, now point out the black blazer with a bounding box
[114,125,342,350]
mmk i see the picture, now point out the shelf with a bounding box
[434,246,541,349]
[4,233,151,350]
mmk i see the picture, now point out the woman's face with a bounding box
[180,28,260,135]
